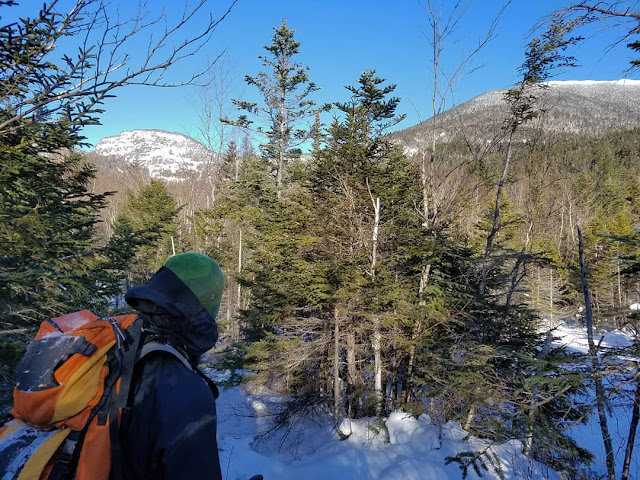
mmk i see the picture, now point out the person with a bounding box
[119,252,224,480]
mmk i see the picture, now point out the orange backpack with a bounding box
[0,310,142,480]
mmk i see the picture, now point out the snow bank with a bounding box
[211,321,638,480]
[215,386,557,480]
[551,320,633,354]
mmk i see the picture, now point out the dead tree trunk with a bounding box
[621,367,640,480]
[333,305,341,424]
[506,222,533,308]
[478,129,515,298]
[578,225,615,480]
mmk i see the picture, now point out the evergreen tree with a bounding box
[116,179,181,283]
[224,19,320,198]
[0,151,108,325]
[309,71,422,416]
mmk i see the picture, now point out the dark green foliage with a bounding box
[115,179,181,283]
[0,334,27,410]
[0,149,110,325]
[205,343,249,387]
[0,0,148,329]
[445,448,505,480]
[0,2,124,407]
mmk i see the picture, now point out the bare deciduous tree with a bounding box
[0,0,237,135]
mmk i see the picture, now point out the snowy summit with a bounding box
[394,78,640,150]
[91,130,215,181]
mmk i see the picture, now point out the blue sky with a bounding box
[4,0,638,148]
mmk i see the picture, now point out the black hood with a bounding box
[125,266,218,356]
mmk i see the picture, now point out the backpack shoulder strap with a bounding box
[136,341,219,399]
[137,341,193,371]
[196,369,219,399]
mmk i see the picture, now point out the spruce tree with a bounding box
[115,179,181,283]
[224,19,320,198]
[309,70,423,417]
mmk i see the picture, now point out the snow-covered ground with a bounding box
[213,385,556,480]
[549,318,639,480]
[209,319,638,480]
[550,320,634,354]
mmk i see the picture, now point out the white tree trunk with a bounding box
[235,229,243,341]
[333,306,341,423]
[370,196,383,414]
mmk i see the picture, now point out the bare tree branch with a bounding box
[0,0,238,135]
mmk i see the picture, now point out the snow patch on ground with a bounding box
[214,385,558,480]
[551,320,638,480]
[550,320,634,354]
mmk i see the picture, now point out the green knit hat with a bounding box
[164,253,224,320]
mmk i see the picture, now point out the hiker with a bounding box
[119,252,224,480]
[0,252,266,480]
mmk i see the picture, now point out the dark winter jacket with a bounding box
[119,254,224,480]
[118,351,222,480]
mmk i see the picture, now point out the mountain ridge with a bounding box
[88,80,640,179]
[393,79,640,153]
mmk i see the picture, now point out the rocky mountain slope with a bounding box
[89,130,214,181]
[394,79,640,153]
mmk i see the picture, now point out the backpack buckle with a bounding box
[57,429,81,465]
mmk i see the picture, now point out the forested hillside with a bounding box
[1,2,639,479]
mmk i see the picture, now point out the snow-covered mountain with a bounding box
[90,81,640,173]
[395,79,640,152]
[90,130,215,181]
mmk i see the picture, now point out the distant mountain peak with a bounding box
[91,129,214,180]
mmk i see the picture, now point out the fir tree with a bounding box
[115,179,181,283]
[224,19,321,198]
